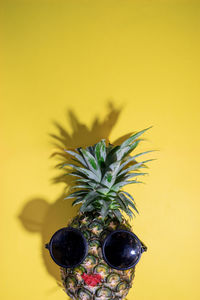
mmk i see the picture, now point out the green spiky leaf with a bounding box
[62,127,153,220]
[119,193,139,214]
[120,126,152,148]
[113,210,122,222]
[64,150,87,167]
[120,190,136,203]
[74,166,100,182]
[95,140,106,166]
[64,190,87,200]
[80,191,99,212]
[111,180,141,192]
[70,185,91,191]
[79,148,101,179]
[72,197,84,206]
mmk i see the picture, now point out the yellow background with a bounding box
[1,0,200,299]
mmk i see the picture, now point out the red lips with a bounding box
[81,273,102,287]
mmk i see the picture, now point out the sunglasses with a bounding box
[45,227,147,271]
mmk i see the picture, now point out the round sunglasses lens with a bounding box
[50,228,87,267]
[103,231,141,270]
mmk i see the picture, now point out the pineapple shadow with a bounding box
[18,101,134,293]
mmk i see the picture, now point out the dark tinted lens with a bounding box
[103,231,142,270]
[50,228,87,268]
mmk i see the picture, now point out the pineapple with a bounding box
[60,213,136,300]
[47,127,153,300]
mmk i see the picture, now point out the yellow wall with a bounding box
[1,0,200,299]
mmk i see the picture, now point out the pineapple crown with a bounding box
[62,127,153,222]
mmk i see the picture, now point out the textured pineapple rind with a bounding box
[60,212,135,300]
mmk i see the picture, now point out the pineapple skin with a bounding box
[60,212,135,300]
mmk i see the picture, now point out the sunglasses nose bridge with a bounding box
[45,243,49,249]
